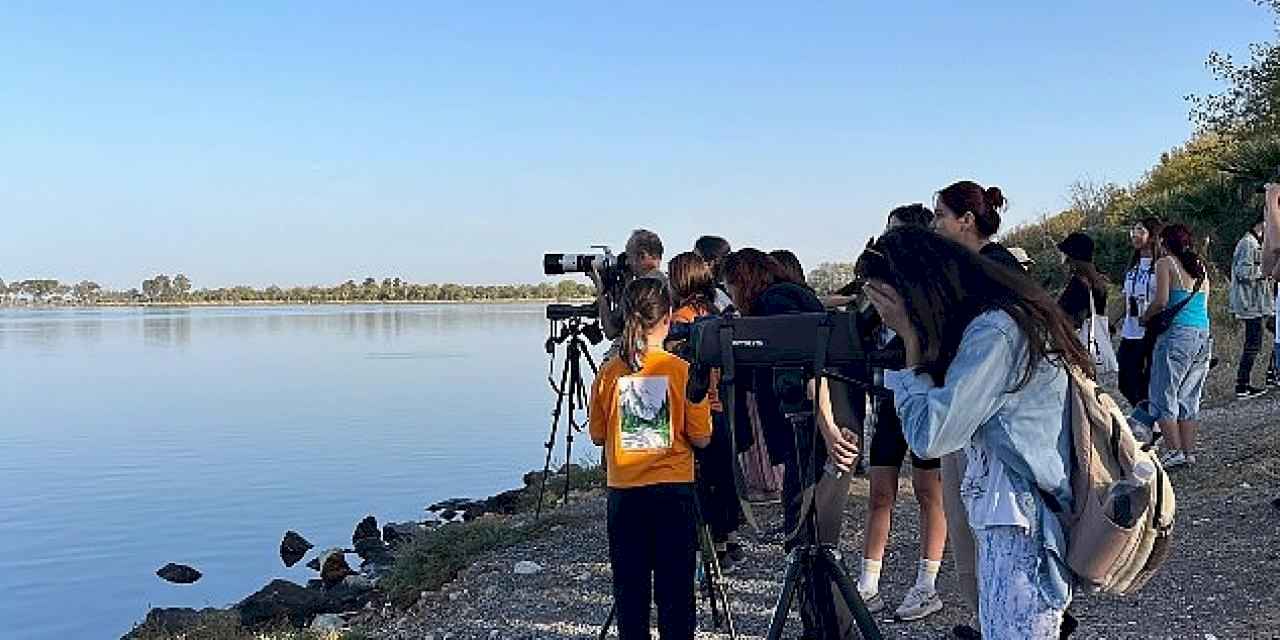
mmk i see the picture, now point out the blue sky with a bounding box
[0,1,1272,289]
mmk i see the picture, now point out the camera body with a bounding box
[543,246,632,294]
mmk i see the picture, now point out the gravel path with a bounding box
[363,392,1280,640]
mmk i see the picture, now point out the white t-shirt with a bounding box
[1121,257,1156,341]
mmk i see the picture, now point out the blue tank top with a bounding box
[1168,289,1210,329]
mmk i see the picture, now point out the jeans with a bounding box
[1237,317,1264,386]
[1149,326,1213,422]
[607,483,697,640]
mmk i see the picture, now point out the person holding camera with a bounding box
[1141,224,1213,469]
[722,248,861,640]
[589,277,711,640]
[667,251,745,568]
[854,205,948,623]
[861,227,1091,639]
[593,229,670,348]
[1229,216,1273,398]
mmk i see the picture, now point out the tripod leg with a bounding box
[821,548,883,640]
[766,548,806,640]
[697,523,722,629]
[537,353,573,520]
[598,602,615,640]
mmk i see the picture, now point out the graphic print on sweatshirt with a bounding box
[618,375,672,451]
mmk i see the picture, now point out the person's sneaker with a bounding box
[1236,384,1268,400]
[1185,453,1198,466]
[1160,450,1188,468]
[859,590,885,614]
[894,585,943,621]
[952,623,982,640]
[725,542,745,563]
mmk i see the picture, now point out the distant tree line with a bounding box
[0,274,594,306]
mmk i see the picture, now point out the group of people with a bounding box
[584,180,1280,640]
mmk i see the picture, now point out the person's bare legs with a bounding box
[911,467,947,562]
[1180,419,1198,457]
[863,467,900,562]
[1158,418,1181,451]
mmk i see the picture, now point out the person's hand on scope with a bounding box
[865,280,921,368]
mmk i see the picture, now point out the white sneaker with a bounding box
[1161,450,1188,468]
[859,590,885,614]
[894,585,943,621]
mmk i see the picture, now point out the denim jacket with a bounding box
[884,310,1074,608]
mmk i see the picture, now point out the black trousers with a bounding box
[695,411,741,543]
[1238,317,1265,386]
[607,483,697,640]
[1117,338,1152,407]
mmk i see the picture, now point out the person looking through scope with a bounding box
[926,179,1019,640]
[853,205,948,624]
[591,229,670,348]
[860,227,1092,639]
[588,277,711,640]
[722,248,862,639]
[667,251,746,569]
[694,235,735,312]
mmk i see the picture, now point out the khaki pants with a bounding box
[942,451,979,612]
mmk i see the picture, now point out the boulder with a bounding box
[382,521,420,547]
[319,549,356,587]
[352,515,381,546]
[280,530,313,568]
[310,613,345,632]
[124,607,236,638]
[483,488,526,515]
[326,574,375,610]
[156,563,202,585]
[513,560,543,575]
[237,579,330,630]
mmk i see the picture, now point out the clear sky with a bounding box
[1,1,1272,289]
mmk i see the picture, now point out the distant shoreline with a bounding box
[1,298,594,310]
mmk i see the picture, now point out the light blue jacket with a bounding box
[884,310,1074,608]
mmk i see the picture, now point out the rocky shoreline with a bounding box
[124,465,596,639]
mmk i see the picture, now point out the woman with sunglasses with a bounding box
[861,227,1092,639]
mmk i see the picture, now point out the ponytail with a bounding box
[618,278,673,372]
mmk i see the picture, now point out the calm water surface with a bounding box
[0,304,601,639]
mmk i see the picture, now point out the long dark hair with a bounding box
[937,181,1006,239]
[668,251,716,314]
[619,277,672,373]
[1159,224,1206,280]
[1128,216,1163,272]
[857,227,1095,388]
[722,248,784,315]
[768,249,807,286]
[1067,257,1109,295]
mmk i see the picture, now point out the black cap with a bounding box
[1057,232,1095,262]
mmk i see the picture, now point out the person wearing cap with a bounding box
[1007,247,1035,272]
[1057,232,1108,328]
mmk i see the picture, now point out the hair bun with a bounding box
[984,186,1006,212]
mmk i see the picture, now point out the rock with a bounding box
[319,549,356,587]
[353,515,381,546]
[280,530,313,568]
[310,613,344,632]
[237,579,331,630]
[383,521,420,547]
[484,488,526,515]
[326,574,376,610]
[124,607,236,638]
[1272,496,1280,511]
[156,563,202,584]
[306,556,322,571]
[523,469,544,487]
[513,560,543,575]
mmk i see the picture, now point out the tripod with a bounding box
[536,313,600,520]
[597,490,737,640]
[760,325,882,640]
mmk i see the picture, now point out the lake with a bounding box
[0,304,603,640]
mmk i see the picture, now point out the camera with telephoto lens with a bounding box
[543,246,632,295]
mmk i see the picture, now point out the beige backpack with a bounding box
[1056,367,1176,595]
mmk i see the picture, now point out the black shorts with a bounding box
[868,402,940,470]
